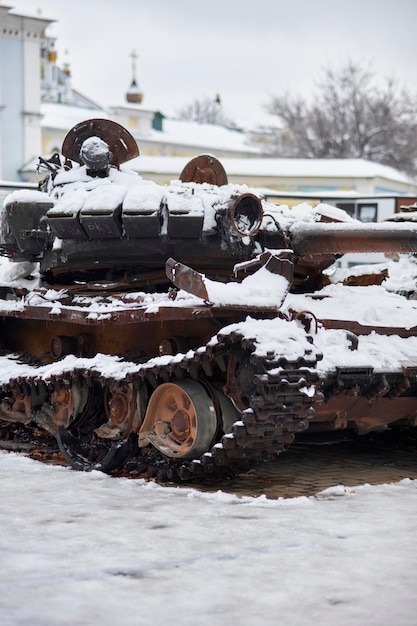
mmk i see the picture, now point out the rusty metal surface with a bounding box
[230,193,263,237]
[320,319,417,338]
[0,298,259,325]
[166,258,210,301]
[179,154,228,185]
[290,222,417,256]
[61,118,139,166]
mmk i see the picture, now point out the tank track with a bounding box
[0,322,322,482]
[153,327,323,480]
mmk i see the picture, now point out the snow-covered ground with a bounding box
[1,451,416,626]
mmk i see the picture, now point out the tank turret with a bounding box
[2,118,417,293]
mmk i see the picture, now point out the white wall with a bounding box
[0,7,52,180]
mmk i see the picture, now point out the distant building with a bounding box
[1,3,416,200]
[130,155,417,196]
[0,4,52,180]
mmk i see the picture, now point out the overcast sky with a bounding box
[9,0,417,127]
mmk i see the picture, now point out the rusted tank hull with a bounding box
[1,118,417,481]
[0,303,243,362]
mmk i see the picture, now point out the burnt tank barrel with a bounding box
[289,222,417,256]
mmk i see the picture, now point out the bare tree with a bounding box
[176,95,237,128]
[266,62,417,177]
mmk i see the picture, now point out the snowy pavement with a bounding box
[1,451,416,626]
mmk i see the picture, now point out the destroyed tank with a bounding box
[1,118,417,481]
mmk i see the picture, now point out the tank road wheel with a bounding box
[0,383,47,426]
[95,381,142,440]
[139,380,218,459]
[33,380,92,435]
[56,380,141,474]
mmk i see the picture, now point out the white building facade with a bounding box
[0,5,52,181]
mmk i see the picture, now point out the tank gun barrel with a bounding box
[289,222,417,256]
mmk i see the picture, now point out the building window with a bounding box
[336,202,377,222]
[357,204,377,222]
